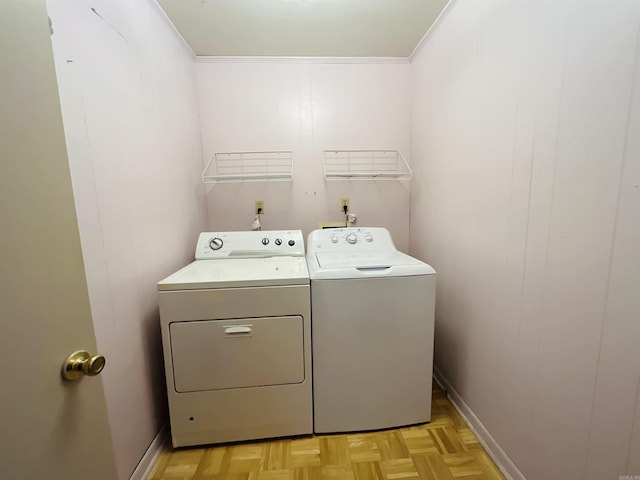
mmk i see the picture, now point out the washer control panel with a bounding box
[196,230,305,259]
[308,227,394,253]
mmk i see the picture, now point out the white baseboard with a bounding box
[129,424,169,480]
[433,367,526,480]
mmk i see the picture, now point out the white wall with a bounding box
[196,60,412,251]
[410,1,640,479]
[47,1,208,478]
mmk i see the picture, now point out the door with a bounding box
[0,1,118,479]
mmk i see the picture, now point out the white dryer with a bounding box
[306,227,436,433]
[158,230,312,448]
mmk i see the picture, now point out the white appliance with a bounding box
[158,230,312,448]
[306,227,436,433]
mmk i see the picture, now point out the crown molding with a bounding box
[195,56,410,65]
[145,0,456,64]
[409,0,460,62]
[145,0,195,58]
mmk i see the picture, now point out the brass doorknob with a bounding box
[61,350,106,381]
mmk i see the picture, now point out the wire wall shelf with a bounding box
[323,150,412,180]
[202,151,293,183]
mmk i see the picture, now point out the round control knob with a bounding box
[331,235,338,243]
[262,237,269,245]
[365,234,373,242]
[275,238,282,246]
[288,240,296,246]
[346,233,357,244]
[209,237,223,250]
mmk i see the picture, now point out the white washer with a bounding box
[158,230,312,448]
[306,227,436,433]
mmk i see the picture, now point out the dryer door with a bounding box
[169,316,305,392]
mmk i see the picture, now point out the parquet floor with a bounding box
[147,382,505,480]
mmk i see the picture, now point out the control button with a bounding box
[365,234,373,242]
[275,238,282,246]
[261,237,269,245]
[346,233,357,244]
[209,237,223,250]
[288,240,296,246]
[331,235,338,243]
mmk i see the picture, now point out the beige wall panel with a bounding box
[410,1,640,479]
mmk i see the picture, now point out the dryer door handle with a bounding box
[224,325,252,334]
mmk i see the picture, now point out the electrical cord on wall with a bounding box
[252,209,262,231]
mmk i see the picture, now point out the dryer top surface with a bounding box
[158,256,309,291]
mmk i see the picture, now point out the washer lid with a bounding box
[158,257,310,291]
[309,250,435,279]
[315,251,409,269]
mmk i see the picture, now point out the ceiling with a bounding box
[156,0,450,58]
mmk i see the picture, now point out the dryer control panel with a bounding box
[196,230,305,260]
